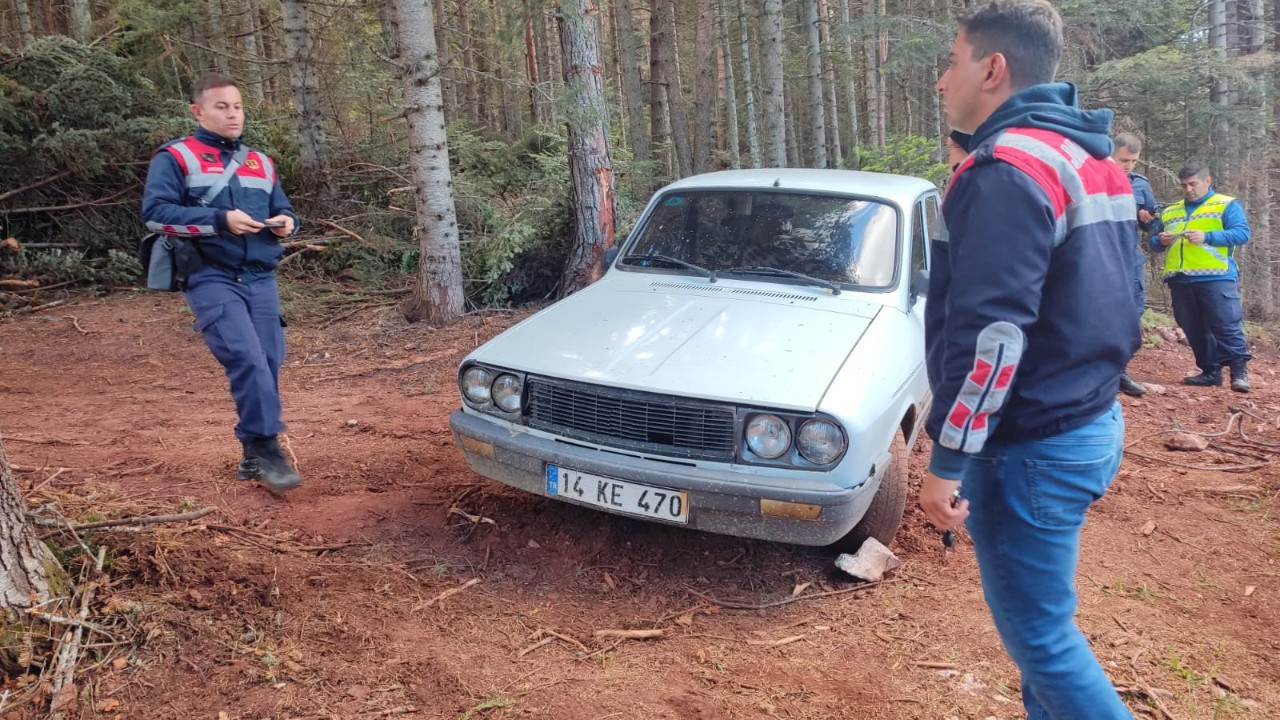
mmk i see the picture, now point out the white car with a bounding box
[450,169,940,551]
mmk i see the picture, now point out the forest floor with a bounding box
[1,289,1278,720]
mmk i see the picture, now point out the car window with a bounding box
[911,201,927,277]
[622,190,900,289]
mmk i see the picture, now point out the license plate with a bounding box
[546,465,688,524]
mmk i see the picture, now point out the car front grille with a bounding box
[525,377,737,460]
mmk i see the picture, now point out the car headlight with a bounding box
[745,414,792,459]
[491,374,523,413]
[797,419,846,465]
[461,366,495,405]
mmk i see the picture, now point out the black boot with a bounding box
[1184,369,1223,387]
[243,436,302,493]
[237,445,260,481]
[1230,363,1250,393]
[1119,373,1147,397]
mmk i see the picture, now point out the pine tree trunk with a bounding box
[761,0,786,166]
[656,0,693,176]
[737,0,761,167]
[838,0,860,163]
[556,0,617,297]
[616,0,650,163]
[784,84,801,166]
[803,0,827,168]
[459,2,481,126]
[819,0,841,167]
[526,20,543,125]
[693,0,717,172]
[259,7,280,102]
[862,0,880,147]
[240,0,265,103]
[14,0,35,47]
[533,5,554,125]
[68,0,90,41]
[207,0,230,72]
[717,0,740,168]
[390,0,465,324]
[433,0,455,116]
[649,5,672,174]
[282,0,331,196]
[1,436,60,609]
[876,0,887,144]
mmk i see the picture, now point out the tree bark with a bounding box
[526,19,543,125]
[459,1,481,126]
[14,0,35,47]
[803,0,827,168]
[556,0,617,297]
[1,435,60,609]
[390,0,465,324]
[717,0,740,168]
[876,0,888,145]
[432,0,455,115]
[259,6,282,102]
[207,0,230,73]
[655,0,693,176]
[693,0,717,172]
[761,0,786,166]
[281,0,332,197]
[68,0,90,41]
[837,0,860,163]
[819,0,841,166]
[615,0,650,163]
[240,0,265,103]
[737,0,760,167]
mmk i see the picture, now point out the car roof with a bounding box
[659,169,938,207]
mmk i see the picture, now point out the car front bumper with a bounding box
[449,409,884,546]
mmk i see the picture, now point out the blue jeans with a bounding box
[1168,279,1252,372]
[185,269,287,442]
[961,403,1132,720]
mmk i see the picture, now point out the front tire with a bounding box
[828,433,908,554]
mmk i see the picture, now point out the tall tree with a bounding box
[390,0,465,324]
[655,0,693,176]
[1,435,63,608]
[693,0,717,172]
[649,4,672,174]
[819,0,841,166]
[13,0,35,47]
[615,0,650,164]
[207,0,230,73]
[526,18,543,125]
[281,0,332,196]
[239,0,265,103]
[556,0,617,296]
[803,0,828,167]
[717,0,740,168]
[459,1,481,125]
[68,0,91,41]
[838,0,860,161]
[761,0,786,166]
[737,0,761,167]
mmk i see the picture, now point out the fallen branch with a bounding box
[22,608,116,638]
[48,546,105,720]
[11,279,82,295]
[34,507,213,531]
[11,299,66,315]
[312,218,370,244]
[0,279,40,289]
[1195,485,1263,496]
[1123,449,1268,473]
[8,184,138,214]
[746,634,806,648]
[2,435,88,446]
[0,169,74,203]
[516,636,556,658]
[593,628,664,641]
[910,661,958,670]
[418,577,481,609]
[685,580,886,611]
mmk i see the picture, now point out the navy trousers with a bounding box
[1168,279,1252,372]
[1131,244,1145,316]
[185,268,287,442]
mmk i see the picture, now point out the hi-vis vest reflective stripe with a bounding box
[1161,193,1234,277]
[144,137,278,238]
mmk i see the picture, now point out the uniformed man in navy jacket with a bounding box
[1112,132,1159,396]
[142,73,302,492]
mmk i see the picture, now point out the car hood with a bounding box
[471,285,879,411]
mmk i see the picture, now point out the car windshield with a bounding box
[622,190,900,289]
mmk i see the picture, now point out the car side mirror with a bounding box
[602,245,621,270]
[910,268,929,302]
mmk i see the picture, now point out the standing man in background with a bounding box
[142,72,304,492]
[925,0,1139,717]
[1111,132,1158,397]
[1152,163,1253,392]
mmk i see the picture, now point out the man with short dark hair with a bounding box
[142,73,304,492]
[925,1,1137,717]
[1111,132,1158,396]
[1152,163,1252,392]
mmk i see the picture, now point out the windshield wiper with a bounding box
[713,266,841,295]
[622,253,714,280]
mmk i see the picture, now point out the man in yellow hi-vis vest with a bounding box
[1151,163,1252,392]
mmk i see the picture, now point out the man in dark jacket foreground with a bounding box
[925,1,1138,717]
[142,73,302,492]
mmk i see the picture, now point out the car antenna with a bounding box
[772,177,781,187]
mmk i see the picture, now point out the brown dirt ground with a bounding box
[1,290,1278,720]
